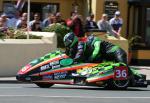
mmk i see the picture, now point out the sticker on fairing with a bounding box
[54,72,67,80]
[43,75,53,80]
[60,58,73,66]
[114,66,128,80]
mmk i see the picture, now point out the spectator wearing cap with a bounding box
[97,13,119,38]
[109,11,123,36]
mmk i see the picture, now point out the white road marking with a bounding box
[0,87,22,89]
[0,95,150,99]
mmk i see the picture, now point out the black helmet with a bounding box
[63,32,78,47]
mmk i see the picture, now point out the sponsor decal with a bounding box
[50,61,59,66]
[43,75,53,80]
[40,64,51,71]
[54,71,67,80]
[114,66,128,80]
[52,65,60,69]
[77,66,100,76]
[19,64,31,74]
[40,61,61,71]
[50,61,60,69]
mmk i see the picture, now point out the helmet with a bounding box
[63,32,78,48]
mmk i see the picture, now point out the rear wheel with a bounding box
[35,83,54,88]
[104,79,129,90]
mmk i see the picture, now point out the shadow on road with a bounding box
[29,85,150,91]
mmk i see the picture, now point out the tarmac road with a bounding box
[0,84,150,103]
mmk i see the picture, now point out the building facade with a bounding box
[0,0,150,65]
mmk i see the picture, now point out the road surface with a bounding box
[0,84,150,103]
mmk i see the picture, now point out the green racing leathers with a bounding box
[86,35,127,63]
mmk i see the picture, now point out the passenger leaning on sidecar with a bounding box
[86,35,127,64]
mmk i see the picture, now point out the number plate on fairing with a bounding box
[114,66,128,80]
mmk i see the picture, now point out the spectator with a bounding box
[0,17,7,32]
[16,17,27,30]
[47,16,58,28]
[55,12,66,25]
[16,12,27,29]
[0,13,9,28]
[0,17,12,37]
[31,22,42,31]
[66,12,84,37]
[66,11,77,27]
[7,11,20,29]
[97,14,120,38]
[42,13,55,28]
[109,11,123,35]
[29,13,42,31]
[85,13,98,30]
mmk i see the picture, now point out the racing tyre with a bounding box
[35,83,54,88]
[104,79,129,90]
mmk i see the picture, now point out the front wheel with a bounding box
[35,83,54,88]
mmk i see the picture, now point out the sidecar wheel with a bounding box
[35,83,54,88]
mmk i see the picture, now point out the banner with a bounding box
[16,0,25,11]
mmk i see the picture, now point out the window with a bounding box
[22,3,59,20]
[2,1,17,17]
[42,4,59,19]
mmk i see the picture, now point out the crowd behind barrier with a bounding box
[0,11,123,39]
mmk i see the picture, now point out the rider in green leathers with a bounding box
[64,32,127,64]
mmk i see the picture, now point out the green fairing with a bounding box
[43,50,62,60]
[31,51,141,79]
[91,37,102,60]
[30,51,63,66]
[130,67,142,78]
[77,62,123,76]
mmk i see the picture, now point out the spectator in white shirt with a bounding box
[97,13,120,38]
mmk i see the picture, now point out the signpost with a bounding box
[104,1,118,20]
[27,0,30,39]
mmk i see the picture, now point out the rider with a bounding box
[64,32,127,64]
[86,35,127,64]
[63,32,86,62]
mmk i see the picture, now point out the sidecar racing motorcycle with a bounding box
[16,50,148,89]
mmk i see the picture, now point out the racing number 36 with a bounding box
[114,66,128,80]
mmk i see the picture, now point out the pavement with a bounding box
[0,66,150,84]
